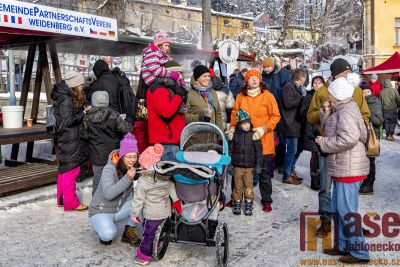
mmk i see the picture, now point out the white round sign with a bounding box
[219,40,239,64]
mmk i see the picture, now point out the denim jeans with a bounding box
[318,156,332,222]
[332,181,370,260]
[283,136,298,179]
[161,144,179,161]
[90,200,136,241]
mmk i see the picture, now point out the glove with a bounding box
[179,79,186,87]
[169,71,180,81]
[131,216,141,223]
[253,126,267,140]
[171,199,183,215]
[227,127,235,141]
[255,166,262,174]
[199,115,211,122]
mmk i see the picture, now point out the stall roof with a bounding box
[363,52,400,74]
[0,26,198,56]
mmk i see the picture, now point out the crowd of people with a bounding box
[50,29,399,265]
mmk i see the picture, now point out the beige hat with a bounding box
[64,70,85,88]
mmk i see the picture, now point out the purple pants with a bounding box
[138,219,164,258]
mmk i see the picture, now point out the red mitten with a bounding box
[131,216,141,223]
[171,199,183,215]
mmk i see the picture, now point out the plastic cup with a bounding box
[27,118,33,127]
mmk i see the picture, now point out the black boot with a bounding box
[99,239,112,245]
[233,200,242,215]
[310,172,320,191]
[316,220,331,238]
[208,220,218,239]
[359,185,374,195]
[244,200,253,216]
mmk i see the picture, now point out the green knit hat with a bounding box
[236,109,251,125]
[165,60,184,72]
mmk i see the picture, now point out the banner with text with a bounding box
[0,0,118,41]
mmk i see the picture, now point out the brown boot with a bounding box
[316,220,331,238]
[291,171,303,181]
[339,255,370,264]
[323,248,349,256]
[389,134,396,141]
[282,175,302,185]
[121,225,141,247]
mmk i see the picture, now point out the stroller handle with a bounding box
[180,122,229,155]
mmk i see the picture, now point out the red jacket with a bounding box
[146,85,185,145]
[368,81,382,97]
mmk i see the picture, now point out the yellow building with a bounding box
[269,25,319,43]
[364,0,400,67]
[126,0,253,43]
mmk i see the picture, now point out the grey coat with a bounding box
[131,172,178,220]
[320,99,369,178]
[365,94,383,135]
[89,150,133,217]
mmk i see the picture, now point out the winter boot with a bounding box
[121,225,141,247]
[208,220,218,239]
[244,200,253,216]
[310,172,320,191]
[99,239,112,245]
[339,255,370,264]
[316,220,331,238]
[291,171,303,181]
[233,200,242,215]
[359,185,374,195]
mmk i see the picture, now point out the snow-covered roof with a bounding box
[269,25,320,31]
[134,0,254,21]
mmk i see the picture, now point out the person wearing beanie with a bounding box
[330,58,352,78]
[89,132,141,247]
[279,68,308,185]
[260,56,292,177]
[359,81,383,195]
[380,79,400,141]
[51,70,88,211]
[140,30,181,87]
[229,67,247,98]
[146,60,187,160]
[81,91,132,195]
[229,109,263,216]
[186,65,223,147]
[229,68,281,213]
[315,77,370,265]
[131,144,182,265]
[368,73,382,97]
[212,72,235,131]
[307,60,371,239]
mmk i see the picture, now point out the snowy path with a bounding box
[1,139,399,267]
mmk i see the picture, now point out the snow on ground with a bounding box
[1,138,400,267]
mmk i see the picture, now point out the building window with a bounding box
[224,20,230,27]
[241,22,249,29]
[188,13,191,20]
[395,18,400,45]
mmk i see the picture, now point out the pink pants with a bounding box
[57,166,81,211]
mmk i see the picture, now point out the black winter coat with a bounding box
[88,60,120,112]
[280,81,304,137]
[51,82,86,173]
[82,107,132,166]
[298,89,318,152]
[229,129,263,168]
[365,94,383,136]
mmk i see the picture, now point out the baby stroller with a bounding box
[152,122,231,266]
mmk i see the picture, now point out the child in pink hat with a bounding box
[140,30,182,86]
[131,143,182,265]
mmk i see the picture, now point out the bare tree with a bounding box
[278,0,294,46]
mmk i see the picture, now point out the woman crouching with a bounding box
[315,77,370,264]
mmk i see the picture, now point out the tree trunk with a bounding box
[202,0,213,50]
[317,0,334,45]
[278,0,294,47]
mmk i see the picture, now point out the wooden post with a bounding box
[31,43,44,123]
[20,43,37,119]
[42,44,52,105]
[48,42,61,84]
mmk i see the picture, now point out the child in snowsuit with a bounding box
[131,144,182,265]
[82,91,132,195]
[229,109,263,215]
[140,31,182,87]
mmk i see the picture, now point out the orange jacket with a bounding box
[230,90,281,155]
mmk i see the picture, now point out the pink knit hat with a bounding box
[120,133,139,158]
[139,144,164,170]
[153,30,172,46]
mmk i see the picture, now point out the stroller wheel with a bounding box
[215,222,229,266]
[152,218,172,261]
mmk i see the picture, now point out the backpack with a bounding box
[112,67,137,124]
[46,104,59,134]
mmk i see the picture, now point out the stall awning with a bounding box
[363,52,400,74]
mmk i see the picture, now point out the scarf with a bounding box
[192,82,215,108]
[247,87,261,97]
